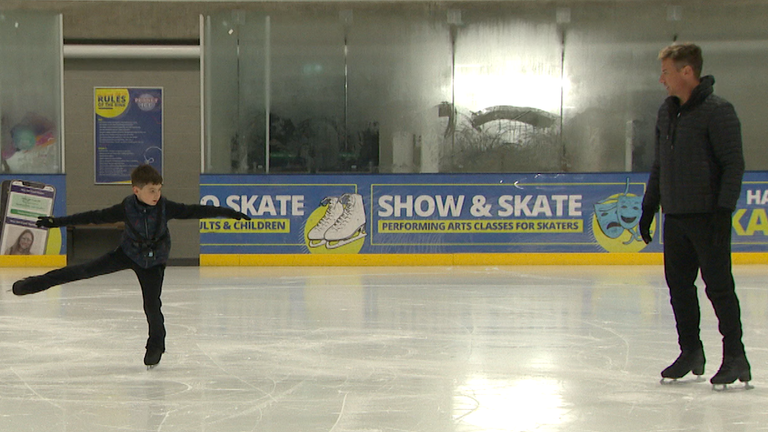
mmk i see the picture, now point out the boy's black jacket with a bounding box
[52,195,238,268]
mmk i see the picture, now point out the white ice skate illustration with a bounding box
[307,196,344,248]
[324,193,367,249]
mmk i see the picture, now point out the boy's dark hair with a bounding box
[659,43,703,79]
[131,164,163,188]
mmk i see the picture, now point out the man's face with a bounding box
[659,58,689,99]
[133,183,162,206]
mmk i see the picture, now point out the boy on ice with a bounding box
[12,164,249,368]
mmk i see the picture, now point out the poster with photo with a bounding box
[0,180,56,256]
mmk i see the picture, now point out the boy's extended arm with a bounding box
[166,200,250,220]
[37,203,126,228]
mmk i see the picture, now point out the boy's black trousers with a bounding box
[663,214,745,357]
[29,247,166,352]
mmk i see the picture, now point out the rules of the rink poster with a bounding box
[199,172,768,255]
[94,87,163,184]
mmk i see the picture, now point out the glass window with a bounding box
[451,5,563,173]
[671,3,768,171]
[0,12,63,174]
[256,10,346,174]
[347,6,451,174]
[205,2,768,174]
[562,3,669,173]
[204,12,241,174]
[205,6,451,175]
[207,9,348,174]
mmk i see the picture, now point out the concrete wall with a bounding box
[64,58,201,263]
[7,2,203,40]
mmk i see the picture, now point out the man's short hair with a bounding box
[131,164,163,188]
[659,43,703,78]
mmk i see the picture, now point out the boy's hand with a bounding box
[229,210,251,221]
[36,216,57,228]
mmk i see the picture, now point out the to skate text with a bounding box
[200,195,305,217]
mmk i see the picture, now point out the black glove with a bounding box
[712,207,733,247]
[228,209,251,221]
[36,216,57,228]
[639,206,656,244]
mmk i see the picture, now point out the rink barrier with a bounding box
[199,253,768,266]
[0,255,67,267]
[199,253,673,266]
[1,252,765,267]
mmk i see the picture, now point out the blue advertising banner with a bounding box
[94,87,163,184]
[200,172,768,257]
[735,173,768,251]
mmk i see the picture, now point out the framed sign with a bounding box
[94,87,163,184]
[0,179,56,256]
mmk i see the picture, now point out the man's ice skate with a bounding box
[711,354,752,391]
[660,349,705,384]
[324,193,366,249]
[12,276,54,296]
[144,346,164,370]
[307,196,343,248]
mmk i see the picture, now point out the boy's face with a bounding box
[133,183,162,206]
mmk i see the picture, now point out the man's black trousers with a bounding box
[29,247,166,351]
[663,214,745,357]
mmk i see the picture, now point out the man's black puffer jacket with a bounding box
[643,75,744,214]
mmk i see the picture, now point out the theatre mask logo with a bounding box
[592,179,652,252]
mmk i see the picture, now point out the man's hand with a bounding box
[36,216,56,228]
[712,207,733,247]
[639,207,656,244]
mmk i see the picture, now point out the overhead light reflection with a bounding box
[454,62,569,115]
[454,377,569,431]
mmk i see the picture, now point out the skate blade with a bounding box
[660,375,705,385]
[325,231,367,249]
[307,239,327,248]
[146,364,159,370]
[712,381,754,392]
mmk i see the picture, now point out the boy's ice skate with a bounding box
[12,276,53,296]
[144,346,164,370]
[660,349,705,384]
[711,354,752,391]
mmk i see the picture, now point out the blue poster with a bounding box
[94,87,163,184]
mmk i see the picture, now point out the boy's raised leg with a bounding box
[13,249,132,296]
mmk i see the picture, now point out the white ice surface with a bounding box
[1,265,766,432]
